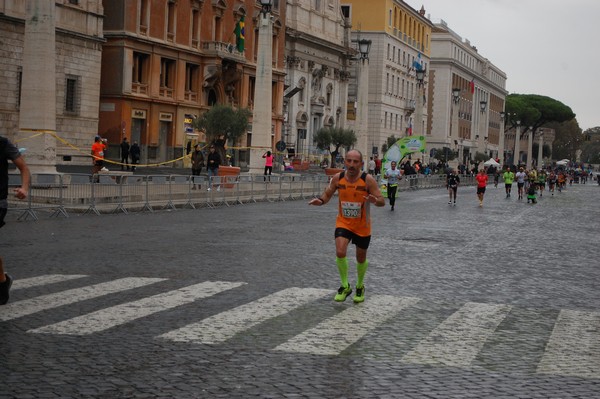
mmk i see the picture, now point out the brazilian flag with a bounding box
[235,16,245,52]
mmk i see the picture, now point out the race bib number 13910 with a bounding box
[341,201,361,218]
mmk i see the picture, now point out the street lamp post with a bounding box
[451,88,460,168]
[249,0,274,174]
[355,38,371,169]
[479,100,487,159]
[499,111,505,166]
[514,120,521,167]
[414,68,426,138]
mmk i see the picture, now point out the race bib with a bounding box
[341,201,361,218]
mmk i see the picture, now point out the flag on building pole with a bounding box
[234,16,245,52]
[407,120,413,136]
[469,78,475,94]
[412,52,423,71]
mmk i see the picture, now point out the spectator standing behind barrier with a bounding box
[206,145,221,191]
[91,136,107,180]
[0,135,31,305]
[374,155,382,175]
[262,151,274,179]
[368,157,376,175]
[120,137,130,170]
[130,141,140,171]
[384,161,401,211]
[191,144,205,190]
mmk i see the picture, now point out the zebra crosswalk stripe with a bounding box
[29,281,246,336]
[12,274,88,290]
[159,287,331,344]
[274,295,420,356]
[536,309,600,379]
[0,277,166,322]
[401,302,512,367]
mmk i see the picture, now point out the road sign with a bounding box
[276,140,286,152]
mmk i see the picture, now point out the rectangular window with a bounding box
[386,73,389,94]
[160,58,176,98]
[65,76,79,114]
[384,112,388,128]
[185,63,199,102]
[341,5,350,18]
[166,1,176,42]
[139,0,149,35]
[191,9,200,48]
[17,69,22,109]
[132,52,149,94]
[68,0,79,4]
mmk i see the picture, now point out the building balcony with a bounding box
[202,41,245,63]
[159,87,174,99]
[132,82,148,95]
[184,91,198,102]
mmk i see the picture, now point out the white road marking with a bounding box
[537,309,600,379]
[29,281,245,335]
[401,302,512,367]
[11,274,88,289]
[159,287,331,344]
[274,295,420,355]
[0,277,166,321]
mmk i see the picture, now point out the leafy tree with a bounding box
[473,151,488,164]
[504,94,576,139]
[314,127,357,167]
[193,104,251,161]
[432,147,457,163]
[545,119,583,161]
[580,127,600,163]
[380,135,398,155]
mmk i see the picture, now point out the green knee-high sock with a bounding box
[336,257,349,288]
[356,260,369,288]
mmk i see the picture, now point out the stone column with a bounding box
[537,133,544,169]
[526,128,534,170]
[19,0,57,174]
[249,11,273,174]
[498,115,505,166]
[513,123,521,167]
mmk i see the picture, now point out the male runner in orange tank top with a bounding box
[309,149,385,303]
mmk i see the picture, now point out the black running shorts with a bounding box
[335,227,371,250]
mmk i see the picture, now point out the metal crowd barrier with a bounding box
[5,172,475,221]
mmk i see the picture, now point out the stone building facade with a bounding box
[283,0,354,161]
[429,20,507,166]
[0,0,104,165]
[342,0,433,160]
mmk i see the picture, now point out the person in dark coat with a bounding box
[120,137,130,170]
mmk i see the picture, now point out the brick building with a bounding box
[99,0,286,168]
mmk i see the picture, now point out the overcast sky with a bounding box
[404,0,600,131]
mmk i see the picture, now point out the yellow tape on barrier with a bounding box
[13,130,292,169]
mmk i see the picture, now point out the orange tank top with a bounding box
[336,171,371,237]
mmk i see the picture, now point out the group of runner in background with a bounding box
[443,162,595,207]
